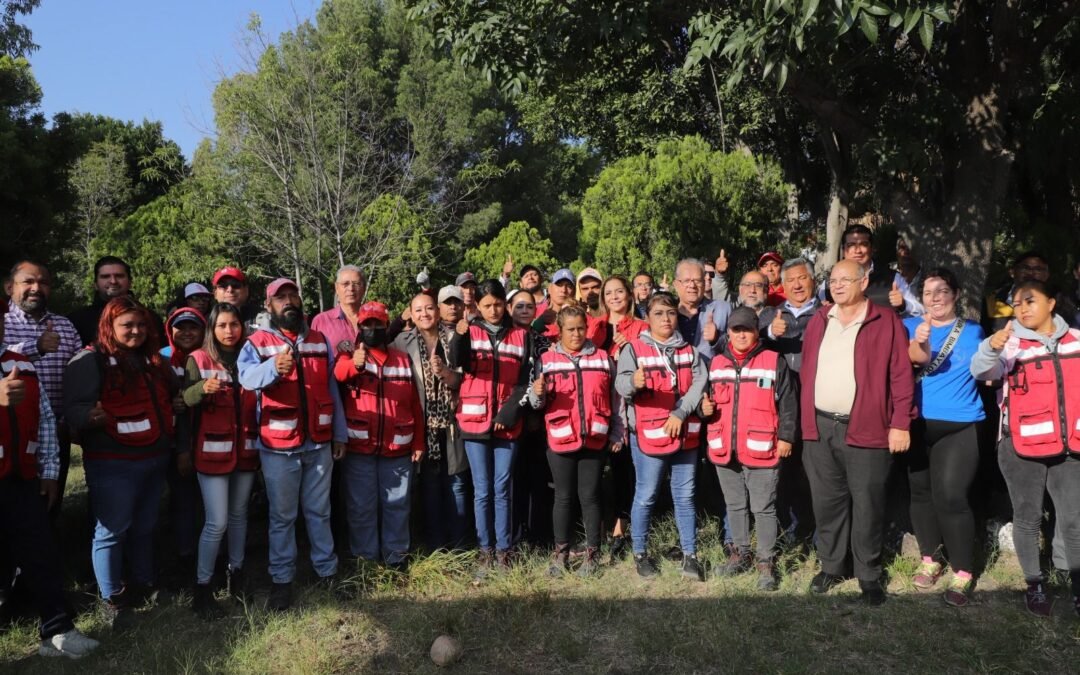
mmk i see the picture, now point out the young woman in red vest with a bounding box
[334,302,425,569]
[700,306,797,591]
[528,306,623,576]
[449,280,532,572]
[971,279,1080,618]
[615,292,708,580]
[181,303,258,618]
[600,275,647,560]
[64,296,181,623]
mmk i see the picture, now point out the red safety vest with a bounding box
[339,348,419,457]
[97,350,174,448]
[1004,330,1080,458]
[627,338,702,456]
[456,324,528,440]
[0,351,41,480]
[539,347,613,453]
[247,329,335,450]
[704,348,781,468]
[189,350,259,474]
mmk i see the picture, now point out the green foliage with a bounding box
[348,194,435,312]
[0,0,39,57]
[579,136,789,279]
[462,220,558,282]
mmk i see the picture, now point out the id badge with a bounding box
[757,377,774,389]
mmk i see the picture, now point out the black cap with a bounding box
[728,306,759,331]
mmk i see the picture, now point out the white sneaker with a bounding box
[39,629,100,659]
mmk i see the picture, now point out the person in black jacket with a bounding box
[68,256,164,347]
[822,225,909,314]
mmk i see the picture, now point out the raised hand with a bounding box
[889,280,904,309]
[502,254,514,278]
[532,373,546,397]
[87,401,107,427]
[715,249,729,275]
[456,317,470,335]
[352,343,368,370]
[913,313,932,345]
[38,320,61,355]
[701,309,718,343]
[0,365,26,407]
[202,372,223,394]
[771,312,787,338]
[989,322,1014,351]
[632,366,647,390]
[275,349,295,375]
[700,391,715,417]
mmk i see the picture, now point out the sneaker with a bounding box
[609,535,630,563]
[39,629,100,659]
[756,560,778,592]
[1024,581,1052,618]
[547,544,570,578]
[860,580,887,606]
[810,571,844,594]
[944,576,972,608]
[912,561,943,590]
[635,553,659,579]
[717,549,753,578]
[227,566,248,602]
[681,554,705,582]
[495,550,513,571]
[192,583,224,620]
[268,582,292,612]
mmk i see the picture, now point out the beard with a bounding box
[272,306,305,333]
[585,294,601,311]
[18,293,47,314]
[740,297,764,311]
[522,281,541,294]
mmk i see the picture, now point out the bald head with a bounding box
[828,259,868,307]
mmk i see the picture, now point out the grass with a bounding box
[4,453,1080,673]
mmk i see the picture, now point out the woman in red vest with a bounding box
[971,279,1080,618]
[449,280,532,572]
[701,306,797,590]
[529,306,622,576]
[64,296,181,624]
[615,292,708,581]
[181,303,258,618]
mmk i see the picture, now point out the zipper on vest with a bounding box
[489,332,501,434]
[731,362,741,452]
[574,356,586,451]
[1051,352,1069,448]
[231,373,242,457]
[377,367,385,455]
[292,340,309,439]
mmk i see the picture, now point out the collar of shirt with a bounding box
[827,301,868,327]
[6,300,58,325]
[784,297,818,318]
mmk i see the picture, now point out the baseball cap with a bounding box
[212,266,247,286]
[519,264,541,280]
[757,251,784,267]
[455,272,477,287]
[166,307,206,328]
[356,301,389,325]
[728,306,759,331]
[576,267,603,284]
[438,285,464,304]
[266,278,298,299]
[551,268,575,286]
[184,282,211,298]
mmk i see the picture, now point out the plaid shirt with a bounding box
[0,346,60,480]
[4,301,82,419]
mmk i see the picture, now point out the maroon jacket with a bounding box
[799,300,914,448]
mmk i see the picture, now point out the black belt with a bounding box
[816,409,850,424]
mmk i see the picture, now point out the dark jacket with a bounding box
[703,341,799,444]
[448,318,533,440]
[758,299,820,373]
[798,300,915,448]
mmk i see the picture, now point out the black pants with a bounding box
[907,419,979,573]
[0,477,73,639]
[776,440,815,542]
[547,449,606,548]
[512,428,554,546]
[606,444,635,525]
[804,415,893,583]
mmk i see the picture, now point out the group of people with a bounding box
[3,224,1080,660]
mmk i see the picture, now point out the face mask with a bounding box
[358,326,388,348]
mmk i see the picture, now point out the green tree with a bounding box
[463,220,559,282]
[1,0,38,57]
[349,194,435,311]
[68,140,132,280]
[579,136,789,279]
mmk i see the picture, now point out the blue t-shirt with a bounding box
[903,318,986,423]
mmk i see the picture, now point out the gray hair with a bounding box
[335,265,365,283]
[781,257,814,278]
[675,258,705,279]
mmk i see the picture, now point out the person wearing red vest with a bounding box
[64,296,181,627]
[615,292,708,581]
[700,306,797,591]
[534,268,607,346]
[449,280,532,572]
[971,279,1080,619]
[334,301,424,568]
[237,278,348,612]
[528,306,623,576]
[1,296,100,658]
[181,303,259,619]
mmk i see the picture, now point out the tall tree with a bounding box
[68,140,132,280]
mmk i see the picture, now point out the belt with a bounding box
[815,409,850,424]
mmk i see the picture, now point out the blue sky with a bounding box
[24,1,319,160]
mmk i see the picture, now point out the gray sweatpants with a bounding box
[715,463,780,561]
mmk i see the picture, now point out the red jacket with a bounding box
[799,300,914,448]
[0,351,41,480]
[604,315,647,355]
[334,348,424,458]
[189,350,259,474]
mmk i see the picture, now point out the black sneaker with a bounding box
[192,583,224,620]
[609,535,630,563]
[717,549,753,577]
[681,554,705,582]
[635,554,659,579]
[1025,582,1052,618]
[859,580,887,606]
[227,566,248,602]
[810,571,844,594]
[268,582,292,612]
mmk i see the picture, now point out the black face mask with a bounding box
[586,293,601,311]
[358,326,388,348]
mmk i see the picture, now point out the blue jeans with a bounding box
[260,446,338,583]
[630,438,697,556]
[419,455,470,550]
[343,454,413,563]
[195,471,256,585]
[84,454,169,599]
[464,440,518,551]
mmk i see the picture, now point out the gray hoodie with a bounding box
[969,315,1071,381]
[615,330,709,432]
[527,340,625,445]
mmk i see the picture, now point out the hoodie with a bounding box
[970,315,1072,382]
[615,330,709,432]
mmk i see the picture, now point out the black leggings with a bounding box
[547,449,606,548]
[907,419,979,573]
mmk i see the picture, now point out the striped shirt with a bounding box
[4,301,82,419]
[1,344,61,480]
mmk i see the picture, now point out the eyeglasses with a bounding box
[337,282,364,289]
[827,277,862,288]
[739,282,766,290]
[704,272,716,279]
[676,278,704,287]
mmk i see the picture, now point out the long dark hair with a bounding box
[203,303,246,368]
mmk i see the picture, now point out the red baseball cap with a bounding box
[266,278,298,299]
[356,301,389,325]
[213,266,247,286]
[757,251,784,267]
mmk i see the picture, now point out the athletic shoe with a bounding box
[756,561,778,592]
[681,554,705,582]
[268,582,292,612]
[860,580,887,606]
[38,629,100,659]
[1025,582,1052,618]
[912,561,943,590]
[192,583,224,620]
[635,554,659,579]
[577,548,601,578]
[227,566,248,601]
[609,535,630,563]
[944,576,972,607]
[810,571,844,594]
[98,596,135,633]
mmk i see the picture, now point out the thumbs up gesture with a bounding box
[0,365,26,407]
[715,249,729,274]
[430,344,447,378]
[37,320,61,355]
[202,372,223,394]
[770,312,787,338]
[87,401,107,427]
[532,373,546,397]
[456,317,470,335]
[701,309,718,343]
[632,366,647,390]
[990,322,1014,351]
[889,280,904,309]
[275,349,295,375]
[660,273,670,291]
[503,254,514,278]
[352,342,368,370]
[913,313,932,345]
[700,390,716,418]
